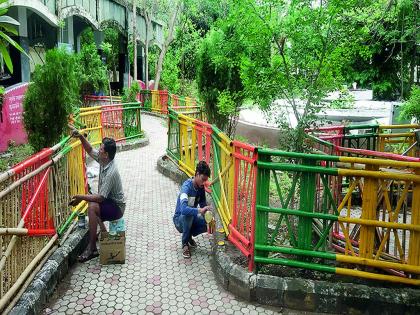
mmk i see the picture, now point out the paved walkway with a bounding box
[42,115,282,315]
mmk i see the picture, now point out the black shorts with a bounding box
[100,199,123,222]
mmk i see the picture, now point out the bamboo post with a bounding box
[0,235,58,313]
[2,241,58,314]
[0,228,29,235]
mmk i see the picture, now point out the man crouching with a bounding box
[173,161,211,259]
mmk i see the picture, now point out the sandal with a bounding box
[78,249,99,263]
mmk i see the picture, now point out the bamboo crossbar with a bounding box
[0,235,58,312]
[0,228,29,235]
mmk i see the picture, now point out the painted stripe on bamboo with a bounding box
[338,169,420,182]
[338,216,420,232]
[339,156,420,169]
[336,268,420,285]
[257,162,339,175]
[256,205,338,221]
[336,255,420,274]
[254,256,336,273]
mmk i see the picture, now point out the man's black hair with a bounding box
[102,137,117,160]
[195,160,211,177]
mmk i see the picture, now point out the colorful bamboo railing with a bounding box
[167,109,257,271]
[168,111,420,284]
[0,101,143,310]
[139,90,204,120]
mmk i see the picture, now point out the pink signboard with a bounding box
[0,83,29,152]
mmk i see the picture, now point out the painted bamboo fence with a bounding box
[0,101,142,311]
[168,110,420,284]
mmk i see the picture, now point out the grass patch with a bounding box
[0,144,34,173]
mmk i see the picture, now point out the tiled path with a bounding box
[42,115,282,315]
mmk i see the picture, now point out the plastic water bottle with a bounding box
[109,217,125,235]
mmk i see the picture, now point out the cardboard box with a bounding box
[100,232,126,265]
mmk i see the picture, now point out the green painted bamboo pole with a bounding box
[257,161,338,175]
[254,244,336,260]
[298,159,316,251]
[58,209,78,236]
[256,205,338,221]
[345,124,378,130]
[257,149,340,162]
[306,134,334,148]
[254,256,336,273]
[343,133,376,139]
[255,154,270,260]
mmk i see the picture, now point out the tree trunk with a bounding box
[113,66,117,82]
[145,40,149,88]
[132,0,137,82]
[154,2,182,90]
[144,12,151,89]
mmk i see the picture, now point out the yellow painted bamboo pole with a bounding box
[179,160,194,177]
[337,254,420,274]
[339,156,420,169]
[78,110,102,116]
[375,184,409,260]
[79,105,101,112]
[336,267,420,285]
[378,132,414,137]
[338,217,420,232]
[338,169,420,183]
[216,161,232,225]
[191,127,197,171]
[379,124,420,130]
[359,165,378,258]
[409,169,420,266]
[209,160,232,186]
[336,180,358,256]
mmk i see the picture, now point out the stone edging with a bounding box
[9,228,89,315]
[157,155,189,185]
[156,154,420,314]
[140,110,167,119]
[117,134,149,152]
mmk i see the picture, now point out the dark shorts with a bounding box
[100,199,123,222]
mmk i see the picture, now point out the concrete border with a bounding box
[157,155,189,185]
[9,228,89,315]
[157,154,420,314]
[117,134,149,152]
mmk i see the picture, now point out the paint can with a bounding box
[78,213,86,229]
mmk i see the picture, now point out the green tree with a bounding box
[23,48,80,150]
[102,27,120,82]
[224,0,365,151]
[400,85,420,122]
[78,43,108,98]
[343,0,419,100]
[196,27,244,137]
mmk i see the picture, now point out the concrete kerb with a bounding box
[116,133,149,152]
[157,155,420,314]
[8,137,149,315]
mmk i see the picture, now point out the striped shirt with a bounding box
[90,149,126,213]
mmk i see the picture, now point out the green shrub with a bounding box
[121,82,140,103]
[400,86,420,123]
[23,48,80,151]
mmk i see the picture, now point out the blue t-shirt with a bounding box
[173,178,207,218]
